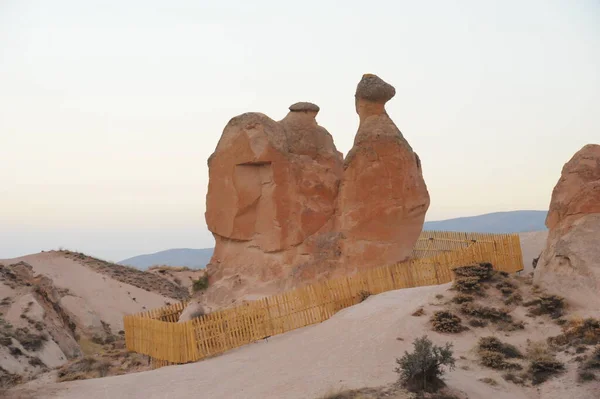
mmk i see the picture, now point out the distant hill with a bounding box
[119,211,547,269]
[119,248,213,269]
[423,210,547,233]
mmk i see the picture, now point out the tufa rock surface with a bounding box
[336,74,430,269]
[534,144,600,311]
[199,74,429,310]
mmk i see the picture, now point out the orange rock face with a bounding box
[545,144,600,231]
[205,105,343,290]
[534,144,600,311]
[337,74,430,268]
[202,75,430,308]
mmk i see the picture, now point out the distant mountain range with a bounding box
[119,248,213,270]
[423,210,547,233]
[120,210,548,269]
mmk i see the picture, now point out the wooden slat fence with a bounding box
[124,231,523,366]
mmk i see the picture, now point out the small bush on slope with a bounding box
[395,335,455,393]
[478,336,523,358]
[476,337,523,371]
[192,274,209,292]
[525,341,564,385]
[549,318,600,347]
[524,294,565,319]
[451,293,473,304]
[57,357,111,382]
[430,311,464,333]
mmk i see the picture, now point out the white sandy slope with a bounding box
[1,252,175,333]
[11,280,598,399]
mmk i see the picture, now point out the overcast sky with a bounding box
[1,0,598,261]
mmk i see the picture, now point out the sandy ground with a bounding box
[13,279,597,399]
[2,231,567,399]
[1,252,175,333]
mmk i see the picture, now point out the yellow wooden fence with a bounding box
[124,231,523,366]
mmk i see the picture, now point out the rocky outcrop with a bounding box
[201,74,429,309]
[534,144,600,311]
[204,103,344,302]
[337,74,430,268]
[544,144,600,231]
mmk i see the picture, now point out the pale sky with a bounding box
[1,0,598,261]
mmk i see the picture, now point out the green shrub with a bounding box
[394,335,455,392]
[192,274,209,292]
[431,311,464,333]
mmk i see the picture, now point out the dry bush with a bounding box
[358,290,371,303]
[452,263,495,295]
[477,336,523,370]
[525,294,565,319]
[452,277,482,293]
[578,371,596,382]
[503,372,526,385]
[6,327,47,351]
[412,308,425,317]
[28,357,45,368]
[147,265,192,272]
[452,294,473,304]
[548,318,600,347]
[468,319,487,328]
[478,377,498,386]
[582,346,600,370]
[526,341,564,385]
[503,293,523,306]
[478,336,523,359]
[57,357,112,382]
[430,311,464,333]
[453,263,494,280]
[0,366,22,389]
[395,335,455,393]
[495,280,516,296]
[460,303,512,323]
[479,351,522,370]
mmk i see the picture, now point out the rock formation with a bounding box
[200,74,429,308]
[203,103,344,302]
[534,144,600,311]
[337,74,430,268]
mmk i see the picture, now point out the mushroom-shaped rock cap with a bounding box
[355,74,396,103]
[289,102,320,113]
